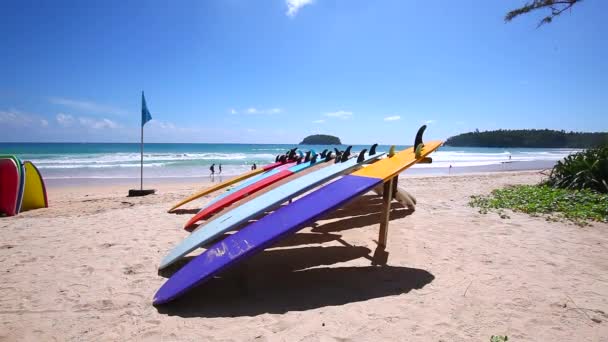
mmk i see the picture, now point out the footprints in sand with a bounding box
[123,263,145,275]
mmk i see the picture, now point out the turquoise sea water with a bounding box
[0,142,577,179]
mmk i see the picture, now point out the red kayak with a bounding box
[0,159,20,216]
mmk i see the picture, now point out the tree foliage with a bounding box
[299,134,342,145]
[445,129,608,148]
[505,0,582,27]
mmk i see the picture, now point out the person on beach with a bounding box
[251,163,257,170]
[210,163,215,175]
[219,164,222,174]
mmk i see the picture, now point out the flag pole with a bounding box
[140,121,144,190]
[128,91,155,197]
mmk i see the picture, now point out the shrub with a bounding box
[544,145,608,193]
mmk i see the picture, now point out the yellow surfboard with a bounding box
[21,161,48,211]
[353,140,443,181]
[167,168,267,212]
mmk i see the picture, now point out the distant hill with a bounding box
[299,134,342,145]
[445,129,608,148]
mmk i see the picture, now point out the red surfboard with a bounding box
[184,169,295,230]
[0,159,20,216]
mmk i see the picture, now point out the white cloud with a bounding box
[384,115,401,121]
[78,117,119,129]
[313,119,325,124]
[424,119,437,125]
[325,110,353,119]
[56,113,75,126]
[236,107,284,115]
[0,110,19,123]
[49,97,128,116]
[148,119,176,129]
[286,0,314,17]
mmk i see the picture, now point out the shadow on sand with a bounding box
[156,246,434,317]
[155,193,430,317]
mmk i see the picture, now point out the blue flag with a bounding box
[141,91,152,127]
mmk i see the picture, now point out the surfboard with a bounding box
[167,153,296,212]
[0,158,20,216]
[21,161,48,211]
[0,155,24,214]
[159,146,383,270]
[154,128,442,304]
[183,150,328,230]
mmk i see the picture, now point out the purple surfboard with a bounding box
[154,174,381,305]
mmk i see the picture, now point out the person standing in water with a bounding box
[209,163,215,175]
[219,164,222,174]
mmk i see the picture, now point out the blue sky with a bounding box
[1,0,606,144]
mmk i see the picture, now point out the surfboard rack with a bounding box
[374,125,430,265]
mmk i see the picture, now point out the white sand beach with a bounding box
[1,171,607,341]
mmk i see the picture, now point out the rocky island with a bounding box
[299,134,342,145]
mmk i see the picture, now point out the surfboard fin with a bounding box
[288,148,297,160]
[370,143,378,155]
[356,149,368,163]
[320,149,328,158]
[334,151,343,164]
[419,157,432,164]
[304,151,312,162]
[414,125,427,158]
[311,153,318,163]
[275,155,280,162]
[388,145,396,158]
[340,146,353,162]
[324,151,334,162]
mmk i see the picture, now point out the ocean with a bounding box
[0,142,578,179]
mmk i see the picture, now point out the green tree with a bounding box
[505,0,582,27]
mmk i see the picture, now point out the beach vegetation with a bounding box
[543,145,608,193]
[445,129,608,148]
[490,336,508,342]
[470,185,608,226]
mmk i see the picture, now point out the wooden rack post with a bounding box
[378,176,395,248]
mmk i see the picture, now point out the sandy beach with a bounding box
[1,171,607,341]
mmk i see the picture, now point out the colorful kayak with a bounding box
[183,150,329,230]
[0,158,20,216]
[159,145,381,270]
[153,127,442,304]
[167,150,298,212]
